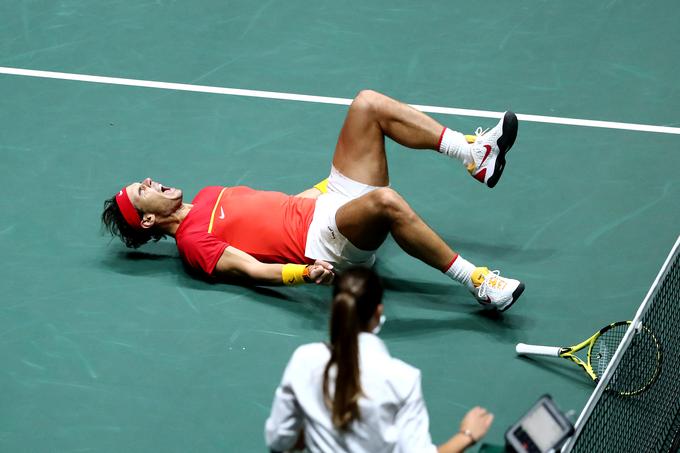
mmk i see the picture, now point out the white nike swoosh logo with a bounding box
[219,207,225,219]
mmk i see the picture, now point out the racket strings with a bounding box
[590,324,629,377]
[587,323,661,396]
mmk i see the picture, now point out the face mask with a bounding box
[372,314,386,335]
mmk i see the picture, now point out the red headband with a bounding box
[115,188,143,230]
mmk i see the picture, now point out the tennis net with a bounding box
[564,235,680,452]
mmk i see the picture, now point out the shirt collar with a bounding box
[358,332,390,357]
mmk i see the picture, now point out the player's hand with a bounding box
[459,406,493,444]
[307,260,334,285]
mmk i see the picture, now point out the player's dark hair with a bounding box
[101,195,166,249]
[322,266,383,431]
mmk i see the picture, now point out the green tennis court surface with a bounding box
[1,1,678,451]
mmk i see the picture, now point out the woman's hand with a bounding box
[459,406,494,444]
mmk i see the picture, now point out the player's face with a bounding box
[126,177,183,216]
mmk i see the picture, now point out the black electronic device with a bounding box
[505,394,574,453]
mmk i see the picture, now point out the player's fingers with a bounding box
[314,259,334,270]
[316,269,334,285]
[313,269,328,285]
[309,264,325,284]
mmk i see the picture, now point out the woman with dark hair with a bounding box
[265,267,493,453]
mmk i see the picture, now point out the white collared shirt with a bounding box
[265,333,438,453]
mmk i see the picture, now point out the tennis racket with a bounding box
[516,321,662,396]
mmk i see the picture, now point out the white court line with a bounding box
[2,66,679,135]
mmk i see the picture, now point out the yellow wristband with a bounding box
[313,178,329,194]
[282,264,310,286]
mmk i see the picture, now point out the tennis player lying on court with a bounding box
[101,90,524,310]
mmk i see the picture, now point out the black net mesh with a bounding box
[606,324,661,396]
[571,250,680,453]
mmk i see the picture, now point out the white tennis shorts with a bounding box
[304,166,382,269]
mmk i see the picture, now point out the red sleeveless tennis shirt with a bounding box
[175,186,316,275]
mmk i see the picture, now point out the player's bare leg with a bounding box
[331,90,444,187]
[331,90,518,189]
[336,188,453,270]
[335,189,525,311]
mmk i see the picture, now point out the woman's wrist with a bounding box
[438,430,477,453]
[458,429,476,447]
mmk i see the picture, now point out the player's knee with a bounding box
[373,188,413,221]
[351,90,382,115]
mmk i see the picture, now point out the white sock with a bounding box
[438,128,473,166]
[444,254,476,291]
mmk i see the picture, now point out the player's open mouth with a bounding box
[152,180,173,194]
[158,183,180,198]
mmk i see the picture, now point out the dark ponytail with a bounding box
[322,267,383,430]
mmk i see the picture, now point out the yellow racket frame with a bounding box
[551,320,662,396]
[554,321,633,381]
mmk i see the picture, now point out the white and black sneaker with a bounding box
[466,111,518,188]
[469,266,525,312]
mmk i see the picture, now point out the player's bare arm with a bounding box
[214,247,335,286]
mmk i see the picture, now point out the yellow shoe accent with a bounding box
[467,127,489,144]
[486,274,508,291]
[465,130,482,173]
[472,267,508,291]
[470,267,490,288]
